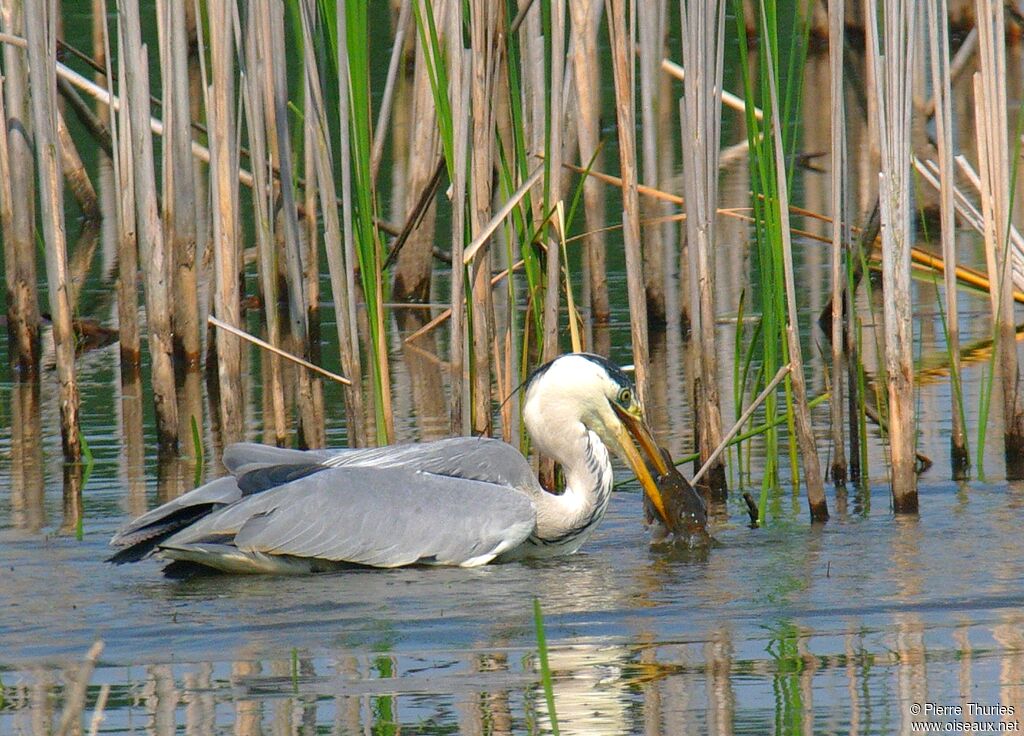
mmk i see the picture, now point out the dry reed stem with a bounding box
[660,58,762,120]
[570,0,610,322]
[542,0,566,370]
[263,0,324,448]
[676,0,726,498]
[208,316,351,386]
[693,364,792,485]
[638,0,667,324]
[372,0,413,181]
[160,0,201,370]
[1,3,41,372]
[762,8,827,521]
[242,7,287,446]
[206,0,243,445]
[869,0,917,511]
[55,640,103,736]
[104,12,141,370]
[56,110,100,220]
[26,0,81,461]
[121,0,181,449]
[464,165,543,263]
[87,683,110,736]
[926,0,968,476]
[607,0,650,407]
[448,43,471,435]
[393,3,443,303]
[301,0,367,447]
[828,0,848,484]
[974,0,1024,477]
[469,0,500,435]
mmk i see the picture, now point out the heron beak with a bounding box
[611,403,673,527]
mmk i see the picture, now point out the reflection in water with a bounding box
[4,590,1024,733]
[9,379,44,532]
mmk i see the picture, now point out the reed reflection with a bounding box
[9,378,44,532]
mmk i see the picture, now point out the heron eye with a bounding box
[617,387,632,406]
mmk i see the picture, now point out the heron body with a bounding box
[109,353,693,573]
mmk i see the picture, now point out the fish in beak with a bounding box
[611,404,708,538]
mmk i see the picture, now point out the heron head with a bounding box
[524,353,698,532]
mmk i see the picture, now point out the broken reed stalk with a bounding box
[541,0,566,370]
[676,0,726,498]
[160,0,201,372]
[694,364,792,486]
[208,316,351,386]
[205,0,244,445]
[242,6,288,446]
[762,9,827,522]
[569,0,610,323]
[469,0,499,435]
[1,1,42,373]
[973,0,1024,479]
[25,0,81,462]
[926,0,969,478]
[299,0,367,448]
[828,0,848,484]
[869,0,917,512]
[606,0,652,407]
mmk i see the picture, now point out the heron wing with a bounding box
[223,437,541,492]
[159,466,537,568]
[107,476,242,562]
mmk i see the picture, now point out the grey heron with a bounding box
[109,353,706,573]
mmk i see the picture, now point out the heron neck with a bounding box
[530,420,614,541]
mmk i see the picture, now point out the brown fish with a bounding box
[643,447,710,545]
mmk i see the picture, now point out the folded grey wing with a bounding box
[223,437,540,493]
[324,437,541,491]
[107,476,242,562]
[160,467,537,568]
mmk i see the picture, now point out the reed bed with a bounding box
[1,0,1023,526]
